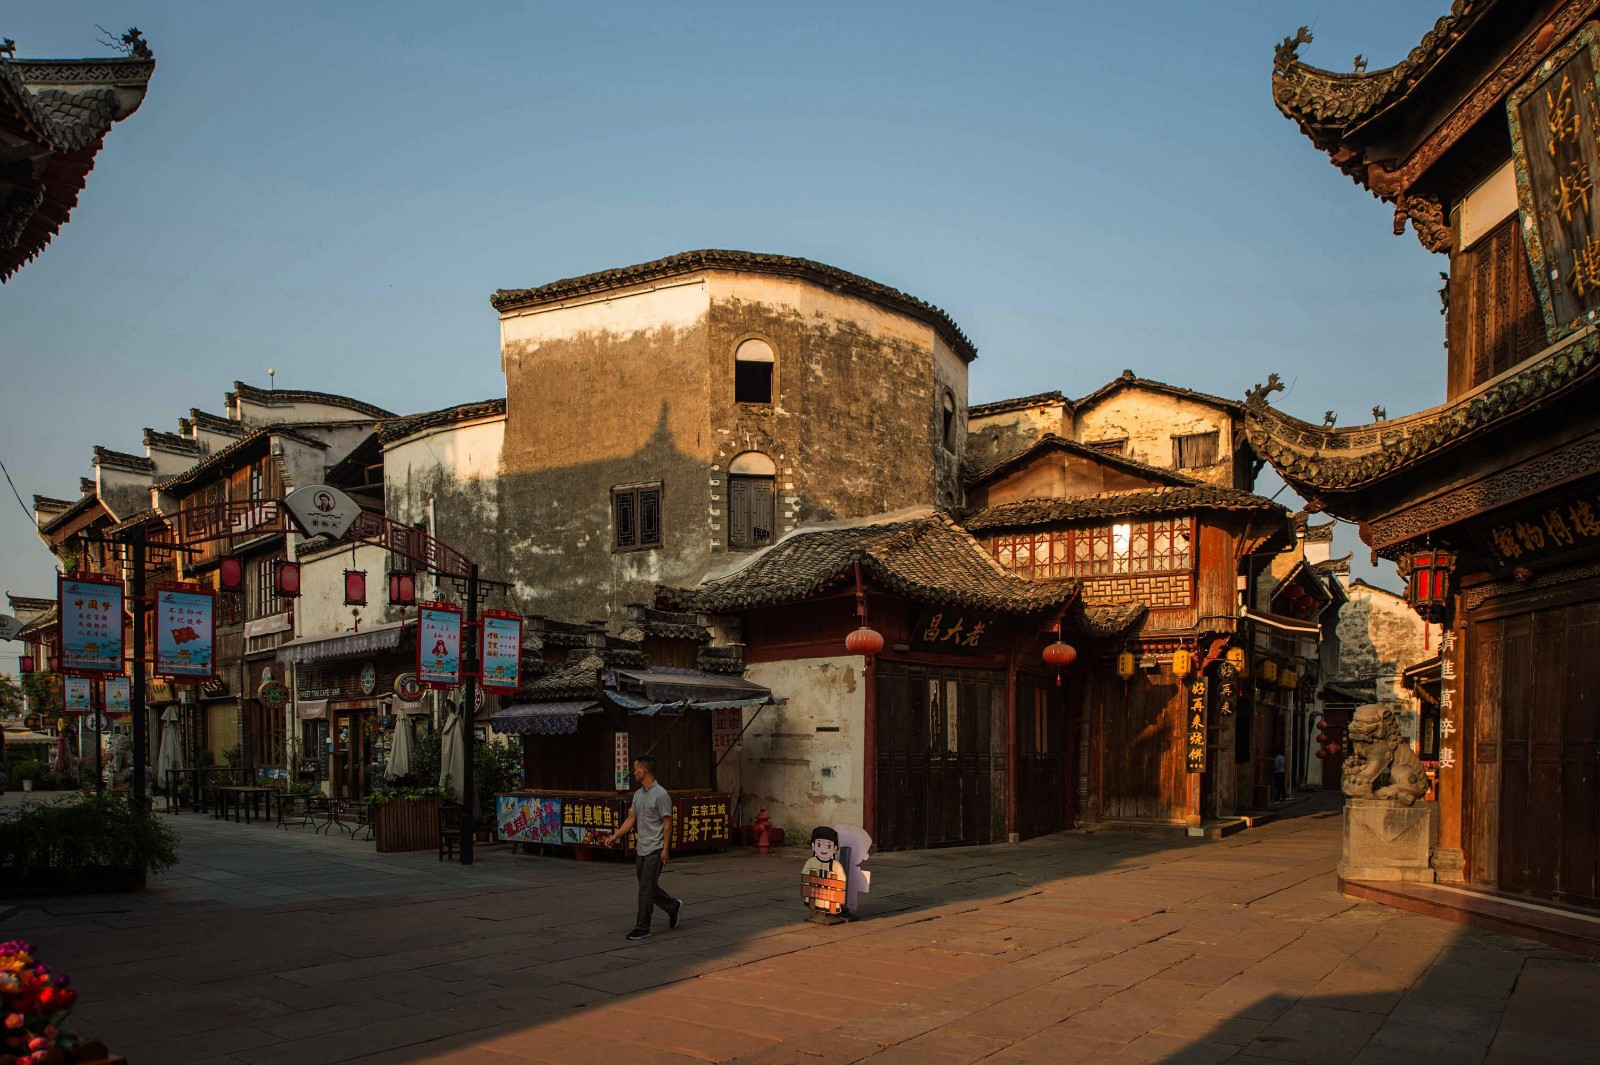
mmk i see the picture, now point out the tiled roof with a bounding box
[229,381,395,420]
[181,409,245,438]
[378,398,506,444]
[143,429,199,455]
[967,434,1198,489]
[657,515,1077,614]
[968,391,1070,418]
[17,605,58,637]
[1068,602,1148,639]
[964,486,1289,532]
[0,52,154,281]
[1314,553,1352,576]
[5,595,54,614]
[92,446,155,474]
[491,250,978,364]
[521,657,603,701]
[155,425,329,491]
[1245,328,1600,493]
[1075,370,1244,415]
[106,507,167,537]
[38,492,101,534]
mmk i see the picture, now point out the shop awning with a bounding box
[295,699,329,720]
[609,666,772,705]
[491,700,599,736]
[276,619,413,664]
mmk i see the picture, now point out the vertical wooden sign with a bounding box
[1185,677,1208,774]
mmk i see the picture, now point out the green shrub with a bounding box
[475,736,522,799]
[0,794,179,875]
[12,759,43,782]
[369,785,446,806]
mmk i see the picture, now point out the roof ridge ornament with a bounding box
[1274,26,1313,74]
[1245,373,1285,409]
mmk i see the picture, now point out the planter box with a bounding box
[0,867,146,897]
[373,796,443,853]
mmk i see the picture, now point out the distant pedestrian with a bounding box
[604,756,682,941]
[1272,752,1287,802]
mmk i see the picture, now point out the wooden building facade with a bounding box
[1253,0,1600,908]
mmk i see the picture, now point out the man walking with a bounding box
[1272,751,1287,802]
[604,756,682,940]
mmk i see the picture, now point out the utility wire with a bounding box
[0,454,34,526]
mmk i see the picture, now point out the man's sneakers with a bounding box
[626,928,651,941]
[668,900,683,929]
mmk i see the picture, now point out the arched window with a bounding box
[941,390,957,452]
[735,338,775,404]
[728,451,776,549]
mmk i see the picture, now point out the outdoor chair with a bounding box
[439,803,462,862]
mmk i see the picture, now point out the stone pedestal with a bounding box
[1338,797,1435,883]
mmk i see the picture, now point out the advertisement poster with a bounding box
[479,610,522,692]
[58,576,124,674]
[417,603,463,689]
[64,676,92,712]
[712,706,744,753]
[495,795,563,845]
[560,798,624,845]
[155,586,216,679]
[103,675,130,714]
[614,732,631,790]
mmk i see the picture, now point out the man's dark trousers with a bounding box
[635,851,675,931]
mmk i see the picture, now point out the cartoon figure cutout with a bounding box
[801,824,872,923]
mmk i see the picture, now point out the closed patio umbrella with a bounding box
[438,710,463,803]
[156,706,184,792]
[384,714,414,781]
[53,734,69,774]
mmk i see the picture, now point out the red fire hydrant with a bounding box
[752,808,773,856]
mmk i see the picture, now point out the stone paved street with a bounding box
[4,795,1597,1065]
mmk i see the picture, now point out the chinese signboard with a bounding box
[674,795,730,847]
[103,675,130,714]
[58,575,124,674]
[64,676,91,712]
[155,586,216,679]
[1436,630,1459,773]
[1186,677,1208,774]
[713,706,744,754]
[1214,662,1238,717]
[479,610,523,693]
[614,731,631,790]
[284,484,361,541]
[496,795,563,845]
[417,603,463,689]
[1509,25,1600,341]
[909,608,994,655]
[1470,478,1600,573]
[561,797,623,845]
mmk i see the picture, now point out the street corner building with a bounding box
[1253,0,1600,908]
[0,30,154,281]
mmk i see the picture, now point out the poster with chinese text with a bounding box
[103,675,130,714]
[58,576,124,674]
[64,676,91,712]
[417,603,463,688]
[156,586,216,679]
[479,610,522,693]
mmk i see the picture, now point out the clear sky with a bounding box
[1,1,1457,672]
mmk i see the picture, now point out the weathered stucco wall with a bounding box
[1335,578,1432,703]
[974,450,1163,509]
[1075,390,1236,486]
[737,655,866,835]
[967,400,1070,472]
[294,542,397,639]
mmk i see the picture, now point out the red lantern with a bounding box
[218,556,244,592]
[20,655,35,674]
[388,572,416,606]
[1042,641,1077,668]
[844,626,885,656]
[1315,749,1327,759]
[1398,548,1457,623]
[273,560,301,599]
[48,654,60,672]
[344,569,367,606]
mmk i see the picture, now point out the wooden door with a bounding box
[1016,673,1073,839]
[1100,672,1185,821]
[1479,598,1600,906]
[874,662,1002,851]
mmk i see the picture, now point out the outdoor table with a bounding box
[317,797,373,840]
[162,768,207,814]
[211,785,274,824]
[275,792,330,829]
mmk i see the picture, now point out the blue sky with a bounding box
[1,1,1456,669]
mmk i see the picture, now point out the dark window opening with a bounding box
[735,360,773,404]
[1087,439,1128,456]
[613,484,663,551]
[941,392,957,452]
[729,475,775,550]
[1172,431,1219,469]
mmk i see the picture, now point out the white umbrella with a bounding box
[156,706,184,792]
[385,715,415,781]
[438,710,463,802]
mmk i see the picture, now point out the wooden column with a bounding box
[1005,640,1019,842]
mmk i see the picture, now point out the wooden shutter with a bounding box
[729,478,750,548]
[639,487,661,548]
[1450,217,1547,396]
[613,489,637,550]
[751,479,774,545]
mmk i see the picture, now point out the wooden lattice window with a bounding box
[613,484,663,551]
[988,517,1194,580]
[1450,216,1546,393]
[1172,431,1219,469]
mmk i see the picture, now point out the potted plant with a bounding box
[13,759,40,793]
[0,793,178,896]
[1,939,125,1063]
[369,786,447,853]
[473,738,522,840]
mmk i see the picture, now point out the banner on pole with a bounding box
[155,585,217,679]
[104,675,131,714]
[58,575,124,674]
[417,602,463,689]
[64,676,92,712]
[479,610,523,693]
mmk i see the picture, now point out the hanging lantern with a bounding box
[1225,647,1248,677]
[20,655,34,674]
[273,559,301,598]
[218,556,244,592]
[1279,668,1298,690]
[1116,651,1136,678]
[56,717,68,733]
[1398,548,1457,623]
[1259,660,1278,684]
[1042,640,1077,669]
[1315,748,1328,760]
[388,571,416,606]
[1171,648,1193,677]
[844,626,885,656]
[344,569,367,606]
[48,654,60,673]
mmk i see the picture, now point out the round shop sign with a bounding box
[360,662,377,695]
[393,672,422,703]
[258,679,291,711]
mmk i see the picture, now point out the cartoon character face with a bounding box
[811,836,838,863]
